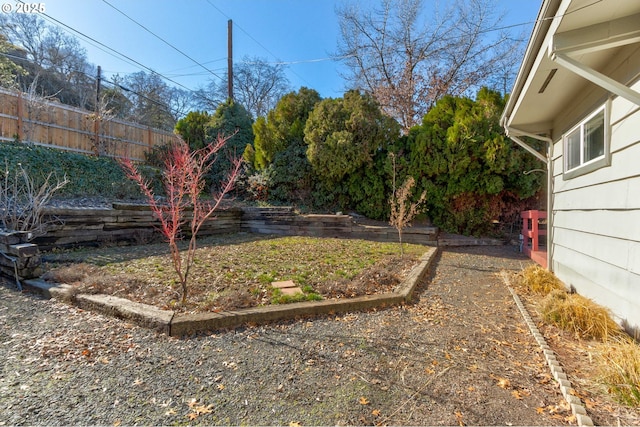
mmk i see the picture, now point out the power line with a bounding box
[204,0,314,88]
[22,2,201,94]
[0,51,191,120]
[100,0,224,82]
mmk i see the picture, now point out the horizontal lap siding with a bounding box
[553,247,638,325]
[551,81,640,330]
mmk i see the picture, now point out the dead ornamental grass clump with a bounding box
[597,336,640,406]
[519,264,563,295]
[517,264,640,407]
[540,289,621,342]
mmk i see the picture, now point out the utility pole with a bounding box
[227,19,233,101]
[94,65,102,155]
[96,65,102,107]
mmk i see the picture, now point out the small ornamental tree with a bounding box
[389,175,426,256]
[120,136,242,304]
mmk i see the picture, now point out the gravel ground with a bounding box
[0,245,631,425]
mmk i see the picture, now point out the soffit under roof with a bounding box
[505,0,640,134]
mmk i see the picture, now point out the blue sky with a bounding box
[39,0,543,98]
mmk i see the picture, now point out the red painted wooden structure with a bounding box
[521,210,547,268]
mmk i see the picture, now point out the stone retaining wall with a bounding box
[33,203,243,250]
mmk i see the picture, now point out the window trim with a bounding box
[562,100,611,180]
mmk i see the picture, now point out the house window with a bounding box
[563,103,610,178]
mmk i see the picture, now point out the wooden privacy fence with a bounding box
[0,87,181,161]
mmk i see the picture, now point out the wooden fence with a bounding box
[0,87,181,161]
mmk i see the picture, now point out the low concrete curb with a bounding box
[500,272,594,427]
[23,247,438,337]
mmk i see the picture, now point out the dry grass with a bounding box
[596,336,640,406]
[516,264,639,408]
[540,289,621,341]
[518,264,563,295]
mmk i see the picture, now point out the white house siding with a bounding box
[550,79,640,332]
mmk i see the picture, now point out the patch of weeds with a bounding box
[270,287,323,305]
[257,273,275,284]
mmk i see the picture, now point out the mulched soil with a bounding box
[1,245,638,425]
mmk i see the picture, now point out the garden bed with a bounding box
[41,233,426,315]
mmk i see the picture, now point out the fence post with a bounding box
[93,115,100,155]
[16,91,24,141]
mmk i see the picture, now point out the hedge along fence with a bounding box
[0,87,180,161]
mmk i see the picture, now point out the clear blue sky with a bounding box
[38,0,543,99]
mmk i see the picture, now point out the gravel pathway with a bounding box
[1,245,575,426]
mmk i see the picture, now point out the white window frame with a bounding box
[562,100,611,179]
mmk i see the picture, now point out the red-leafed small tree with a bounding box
[120,135,242,304]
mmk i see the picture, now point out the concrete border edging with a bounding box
[23,247,438,337]
[500,272,594,427]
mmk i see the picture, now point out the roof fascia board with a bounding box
[502,0,570,127]
[553,12,640,56]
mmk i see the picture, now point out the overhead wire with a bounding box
[100,0,225,82]
[8,0,603,103]
[18,1,201,95]
[0,51,188,119]
[203,0,315,88]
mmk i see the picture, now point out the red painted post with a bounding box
[531,210,539,251]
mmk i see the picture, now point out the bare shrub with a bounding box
[0,162,68,237]
[120,136,242,304]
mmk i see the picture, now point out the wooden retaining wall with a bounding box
[241,207,438,244]
[33,203,243,250]
[0,205,438,283]
[0,232,42,281]
[32,205,438,249]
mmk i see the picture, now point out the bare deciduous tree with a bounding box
[388,153,426,256]
[336,0,522,133]
[86,93,116,156]
[389,175,426,256]
[22,74,60,144]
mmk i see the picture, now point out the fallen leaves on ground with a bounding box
[185,398,213,420]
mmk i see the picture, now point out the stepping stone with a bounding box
[271,280,303,295]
